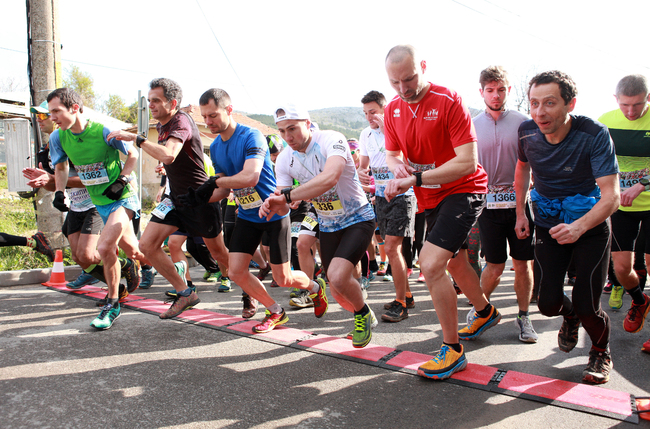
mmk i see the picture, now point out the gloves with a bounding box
[102,175,129,201]
[53,191,69,212]
[179,176,218,207]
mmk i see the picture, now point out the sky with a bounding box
[2,0,649,121]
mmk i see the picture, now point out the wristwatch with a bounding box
[640,178,650,191]
[135,135,146,148]
[281,187,292,203]
[412,171,423,187]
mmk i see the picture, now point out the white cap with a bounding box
[273,103,310,123]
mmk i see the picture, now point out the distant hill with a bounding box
[244,105,483,139]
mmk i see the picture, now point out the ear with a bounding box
[226,105,233,115]
[170,99,178,110]
[507,86,512,95]
[420,60,426,73]
[71,104,80,114]
[567,97,577,112]
[479,88,484,97]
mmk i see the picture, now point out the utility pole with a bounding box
[28,0,66,248]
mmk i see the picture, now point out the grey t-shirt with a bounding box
[474,109,529,186]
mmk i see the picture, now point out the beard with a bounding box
[485,101,505,112]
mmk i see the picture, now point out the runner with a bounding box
[515,70,619,384]
[182,88,327,333]
[260,103,377,347]
[382,45,497,379]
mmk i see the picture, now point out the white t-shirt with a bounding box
[275,130,375,232]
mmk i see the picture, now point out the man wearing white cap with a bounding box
[259,103,377,348]
[181,88,328,334]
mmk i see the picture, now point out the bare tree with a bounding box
[512,67,540,115]
[0,77,28,93]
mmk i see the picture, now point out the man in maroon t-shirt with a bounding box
[109,78,230,320]
[383,45,499,380]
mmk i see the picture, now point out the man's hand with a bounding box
[106,130,136,142]
[259,190,289,221]
[384,177,414,202]
[23,163,51,188]
[178,176,217,207]
[393,163,415,179]
[368,112,385,134]
[102,175,129,200]
[620,184,643,207]
[53,190,69,212]
[357,167,371,186]
[514,214,530,239]
[549,223,585,245]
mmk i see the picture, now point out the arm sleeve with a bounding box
[274,151,293,188]
[358,130,369,157]
[103,127,132,155]
[323,132,348,160]
[590,129,620,179]
[49,130,68,166]
[244,129,268,161]
[447,95,477,148]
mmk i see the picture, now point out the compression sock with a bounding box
[443,342,462,353]
[354,304,370,316]
[628,284,647,305]
[518,310,529,318]
[476,303,493,318]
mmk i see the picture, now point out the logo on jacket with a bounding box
[424,109,438,121]
[393,108,400,118]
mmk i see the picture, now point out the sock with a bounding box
[354,303,370,316]
[178,287,193,297]
[518,310,529,318]
[476,303,493,318]
[396,299,406,307]
[107,297,119,307]
[187,280,193,289]
[405,292,413,299]
[443,342,462,353]
[369,259,379,272]
[309,280,320,294]
[628,285,647,305]
[268,303,282,314]
[25,237,36,249]
[141,264,152,270]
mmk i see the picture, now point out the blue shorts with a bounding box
[96,194,141,224]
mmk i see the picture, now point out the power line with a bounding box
[193,0,258,111]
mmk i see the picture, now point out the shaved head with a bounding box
[385,44,418,65]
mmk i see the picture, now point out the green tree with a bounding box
[102,94,137,124]
[63,65,97,109]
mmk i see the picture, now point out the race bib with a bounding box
[152,198,174,219]
[408,160,440,189]
[235,187,263,210]
[68,188,91,205]
[291,221,301,238]
[486,185,516,209]
[371,166,394,187]
[301,212,318,230]
[76,162,109,186]
[619,169,650,190]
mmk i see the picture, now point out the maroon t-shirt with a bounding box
[156,111,208,202]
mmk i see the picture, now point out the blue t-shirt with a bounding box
[518,115,619,228]
[210,124,283,223]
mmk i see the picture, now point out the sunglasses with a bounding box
[350,149,357,155]
[36,113,50,120]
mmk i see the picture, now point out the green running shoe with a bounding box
[90,303,121,330]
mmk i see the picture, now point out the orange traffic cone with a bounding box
[42,249,66,287]
[637,397,650,421]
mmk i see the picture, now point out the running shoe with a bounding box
[417,344,467,380]
[377,262,387,276]
[139,266,157,289]
[205,271,221,283]
[310,278,328,318]
[407,268,413,278]
[384,297,415,310]
[96,284,129,307]
[218,277,232,293]
[249,260,260,269]
[123,259,141,293]
[257,264,271,280]
[383,274,393,282]
[66,272,99,290]
[32,232,55,262]
[289,288,301,298]
[269,279,279,287]
[609,286,624,310]
[165,285,196,298]
[558,316,581,352]
[289,291,314,308]
[164,261,189,297]
[516,315,538,343]
[347,309,378,340]
[603,281,613,294]
[624,293,650,333]
[368,271,376,281]
[352,308,376,348]
[582,347,612,385]
[642,338,650,354]
[90,303,120,330]
[361,276,370,291]
[314,263,323,279]
[253,309,288,333]
[242,293,258,318]
[418,272,425,283]
[160,291,200,319]
[458,306,501,340]
[414,260,420,269]
[381,301,408,322]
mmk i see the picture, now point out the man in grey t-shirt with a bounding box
[473,66,537,343]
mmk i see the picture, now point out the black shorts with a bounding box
[478,206,534,264]
[319,220,375,272]
[62,208,103,237]
[230,216,291,264]
[376,194,417,239]
[425,193,485,254]
[611,209,650,253]
[151,200,223,239]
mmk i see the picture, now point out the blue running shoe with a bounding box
[139,266,157,289]
[67,272,99,290]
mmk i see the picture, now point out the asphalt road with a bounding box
[1,263,649,428]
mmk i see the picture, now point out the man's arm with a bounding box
[385,150,412,179]
[215,158,263,190]
[286,156,346,202]
[514,160,532,239]
[119,146,139,177]
[106,131,184,165]
[549,174,620,244]
[54,162,69,192]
